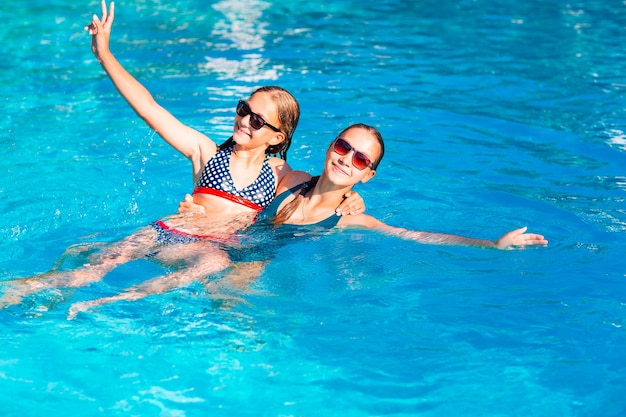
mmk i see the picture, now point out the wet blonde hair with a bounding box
[220,86,300,160]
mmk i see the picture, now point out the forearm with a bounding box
[376,224,496,248]
[400,230,496,248]
[96,47,209,162]
[86,1,212,163]
[97,49,160,125]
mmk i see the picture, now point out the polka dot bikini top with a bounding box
[193,145,276,211]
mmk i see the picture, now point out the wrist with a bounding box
[95,45,113,60]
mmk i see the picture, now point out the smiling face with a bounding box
[232,91,286,152]
[324,126,382,187]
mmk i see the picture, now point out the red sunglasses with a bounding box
[236,100,281,133]
[332,137,375,170]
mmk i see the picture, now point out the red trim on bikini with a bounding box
[193,187,264,212]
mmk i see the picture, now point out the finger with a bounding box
[101,0,108,21]
[521,235,548,246]
[513,226,528,236]
[104,2,116,30]
[85,16,98,34]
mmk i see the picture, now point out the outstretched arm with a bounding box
[86,0,216,178]
[380,225,546,249]
[340,215,548,250]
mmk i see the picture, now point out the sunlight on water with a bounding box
[1,0,625,416]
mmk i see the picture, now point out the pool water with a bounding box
[1,0,625,415]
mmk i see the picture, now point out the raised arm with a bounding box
[86,1,216,178]
[340,215,548,250]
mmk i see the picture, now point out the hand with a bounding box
[495,226,548,249]
[335,190,365,216]
[178,194,206,214]
[84,0,115,59]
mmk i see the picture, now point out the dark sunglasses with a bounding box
[236,100,281,133]
[332,137,375,170]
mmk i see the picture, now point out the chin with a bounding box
[232,130,250,143]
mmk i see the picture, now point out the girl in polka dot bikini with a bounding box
[0,1,363,310]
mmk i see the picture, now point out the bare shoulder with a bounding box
[199,138,219,160]
[268,156,292,183]
[276,170,313,194]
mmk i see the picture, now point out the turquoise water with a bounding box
[1,0,625,415]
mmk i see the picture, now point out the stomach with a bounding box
[158,192,261,238]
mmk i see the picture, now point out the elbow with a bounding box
[135,99,162,126]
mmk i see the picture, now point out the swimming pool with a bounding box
[1,0,625,415]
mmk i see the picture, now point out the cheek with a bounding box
[360,171,375,183]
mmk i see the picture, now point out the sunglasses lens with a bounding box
[333,138,351,155]
[333,138,372,170]
[249,114,264,130]
[236,101,267,131]
[353,153,371,170]
[236,101,248,117]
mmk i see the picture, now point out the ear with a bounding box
[360,169,376,184]
[268,132,286,146]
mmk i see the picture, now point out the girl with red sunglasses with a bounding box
[265,123,547,249]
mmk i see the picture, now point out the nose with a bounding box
[239,113,252,128]
[337,151,353,167]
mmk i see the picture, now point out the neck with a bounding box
[305,174,353,211]
[232,146,266,163]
